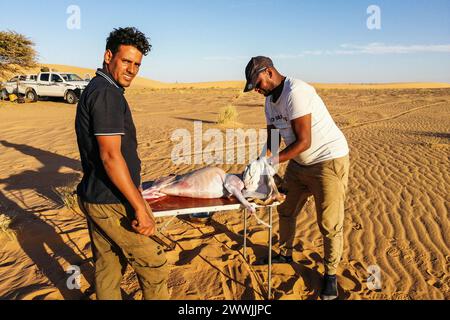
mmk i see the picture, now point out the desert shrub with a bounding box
[0,214,17,241]
[217,104,238,125]
[52,184,79,214]
[234,90,243,100]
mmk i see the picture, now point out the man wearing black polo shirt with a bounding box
[75,27,169,300]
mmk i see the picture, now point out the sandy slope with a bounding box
[38,65,450,89]
[0,84,449,300]
[3,64,449,90]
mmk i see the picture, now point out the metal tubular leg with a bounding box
[243,209,248,261]
[268,206,273,300]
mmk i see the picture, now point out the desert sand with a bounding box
[0,66,449,300]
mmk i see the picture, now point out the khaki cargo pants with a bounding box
[78,198,170,300]
[277,155,350,275]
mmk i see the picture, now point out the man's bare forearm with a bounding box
[269,115,312,165]
[276,140,310,164]
[101,153,146,213]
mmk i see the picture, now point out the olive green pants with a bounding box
[277,155,350,275]
[78,198,170,300]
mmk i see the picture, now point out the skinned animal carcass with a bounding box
[142,164,285,213]
[142,167,257,213]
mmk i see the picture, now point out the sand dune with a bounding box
[0,73,449,300]
[41,64,168,89]
[312,82,450,89]
[3,64,449,90]
[41,65,450,90]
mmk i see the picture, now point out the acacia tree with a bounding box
[0,30,37,79]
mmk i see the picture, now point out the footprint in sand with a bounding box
[199,244,230,260]
[167,228,190,237]
[341,269,363,292]
[248,230,268,244]
[425,268,448,290]
[371,292,390,300]
[402,251,416,264]
[212,212,233,225]
[346,217,363,231]
[391,292,411,300]
[212,232,235,246]
[349,260,369,279]
[426,278,444,289]
[292,277,309,296]
[426,268,445,279]
[351,222,363,231]
[167,268,187,288]
[386,246,401,258]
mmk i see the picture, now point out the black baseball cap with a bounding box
[243,56,274,92]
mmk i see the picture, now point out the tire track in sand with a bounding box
[342,101,448,130]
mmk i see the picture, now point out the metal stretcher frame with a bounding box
[146,194,279,300]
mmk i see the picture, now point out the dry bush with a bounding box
[0,214,17,241]
[52,183,80,214]
[217,104,238,125]
[234,90,243,100]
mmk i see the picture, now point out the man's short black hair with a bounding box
[106,27,151,56]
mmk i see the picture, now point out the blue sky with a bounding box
[1,0,449,83]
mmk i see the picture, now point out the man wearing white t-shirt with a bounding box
[243,56,350,300]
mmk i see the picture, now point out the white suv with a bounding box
[2,72,89,104]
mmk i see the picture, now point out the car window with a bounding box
[61,74,83,81]
[51,74,63,82]
[40,74,49,81]
[9,76,18,82]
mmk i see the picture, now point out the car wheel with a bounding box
[66,90,78,104]
[26,90,38,102]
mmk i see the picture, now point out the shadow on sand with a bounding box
[0,140,95,299]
